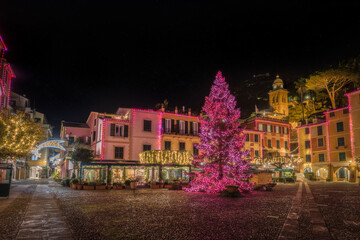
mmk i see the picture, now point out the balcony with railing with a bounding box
[161,127,199,136]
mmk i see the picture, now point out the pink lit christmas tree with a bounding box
[187,71,253,193]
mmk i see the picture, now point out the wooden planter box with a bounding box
[83,185,95,190]
[125,185,131,190]
[181,184,190,188]
[96,185,107,190]
[130,182,137,190]
[114,185,123,190]
[71,184,77,190]
[150,184,160,189]
[76,184,83,190]
[164,185,172,189]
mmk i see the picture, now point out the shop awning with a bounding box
[274,168,293,172]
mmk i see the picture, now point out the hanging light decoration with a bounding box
[139,150,192,165]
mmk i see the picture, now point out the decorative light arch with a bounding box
[31,140,66,160]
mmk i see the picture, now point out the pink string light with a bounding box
[186,71,254,194]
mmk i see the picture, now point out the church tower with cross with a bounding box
[268,75,289,117]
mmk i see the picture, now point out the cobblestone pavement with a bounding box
[1,180,360,239]
[308,181,360,240]
[16,185,73,240]
[0,185,36,239]
[49,183,298,240]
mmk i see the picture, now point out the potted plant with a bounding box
[61,178,71,187]
[70,178,78,189]
[125,179,131,190]
[76,181,83,190]
[113,182,122,189]
[130,179,138,190]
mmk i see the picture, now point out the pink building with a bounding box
[60,108,199,182]
[0,35,15,110]
[85,108,161,162]
[59,121,91,178]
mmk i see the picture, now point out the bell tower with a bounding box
[268,75,289,116]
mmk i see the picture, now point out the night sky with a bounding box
[1,0,360,136]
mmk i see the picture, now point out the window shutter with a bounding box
[171,119,175,133]
[190,122,194,134]
[198,123,201,133]
[110,124,115,136]
[176,120,180,133]
[185,121,188,134]
[124,125,129,137]
[162,118,165,133]
[120,147,124,159]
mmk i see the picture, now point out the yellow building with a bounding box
[346,90,360,160]
[268,75,289,117]
[160,109,200,156]
[297,122,330,180]
[324,107,356,182]
[27,111,53,179]
[243,130,264,159]
[297,89,360,182]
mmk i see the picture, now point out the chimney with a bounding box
[182,106,185,113]
[175,106,178,114]
[188,108,191,116]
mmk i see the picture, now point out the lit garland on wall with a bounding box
[346,93,355,160]
[139,150,192,165]
[254,154,303,168]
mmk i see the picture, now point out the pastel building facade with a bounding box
[59,108,201,181]
[0,35,15,111]
[243,117,291,157]
[59,121,91,178]
[297,122,330,180]
[160,110,201,155]
[243,129,264,159]
[80,109,200,163]
[297,90,360,182]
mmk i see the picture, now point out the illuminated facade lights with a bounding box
[139,150,192,165]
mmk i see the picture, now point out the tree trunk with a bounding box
[300,89,305,121]
[330,96,336,109]
[219,160,223,180]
